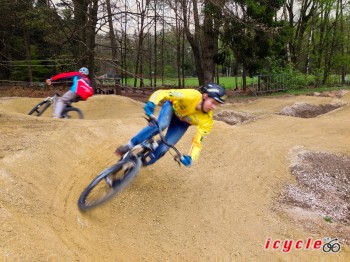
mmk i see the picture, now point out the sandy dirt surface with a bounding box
[0,91,350,260]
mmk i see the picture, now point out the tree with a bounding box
[71,0,99,75]
[133,0,151,87]
[106,0,120,92]
[285,0,317,68]
[179,0,226,86]
[221,0,288,88]
[0,0,59,82]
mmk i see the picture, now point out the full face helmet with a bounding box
[79,67,89,75]
[201,83,226,104]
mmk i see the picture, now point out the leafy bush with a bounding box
[287,73,317,90]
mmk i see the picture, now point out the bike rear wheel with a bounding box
[78,156,142,210]
[28,100,51,116]
[62,107,83,119]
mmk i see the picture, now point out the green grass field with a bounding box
[104,75,349,97]
[116,76,258,89]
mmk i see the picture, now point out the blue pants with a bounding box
[131,101,189,165]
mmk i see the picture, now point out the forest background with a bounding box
[1,0,350,91]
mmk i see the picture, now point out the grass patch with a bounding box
[249,85,350,98]
[115,77,350,98]
[119,76,257,89]
[285,85,350,95]
[324,216,334,223]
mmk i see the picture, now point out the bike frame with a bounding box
[44,84,76,114]
[45,93,58,108]
[122,114,183,167]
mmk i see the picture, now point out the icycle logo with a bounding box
[264,237,341,253]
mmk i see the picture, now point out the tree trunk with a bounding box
[86,0,98,77]
[305,20,315,75]
[323,0,340,83]
[134,0,149,87]
[316,1,332,71]
[202,0,221,85]
[283,3,291,63]
[123,0,128,85]
[175,1,182,87]
[72,0,89,64]
[181,0,204,85]
[161,4,165,85]
[181,0,223,86]
[287,0,316,68]
[23,28,33,85]
[106,0,120,93]
[340,0,346,83]
[153,0,157,88]
[148,33,153,87]
[242,67,247,90]
[182,29,185,87]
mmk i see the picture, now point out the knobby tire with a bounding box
[28,101,51,116]
[62,107,84,119]
[78,156,142,211]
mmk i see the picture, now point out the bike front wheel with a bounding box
[78,156,142,211]
[28,100,51,116]
[62,107,84,119]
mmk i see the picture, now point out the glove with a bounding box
[180,155,192,167]
[144,101,155,117]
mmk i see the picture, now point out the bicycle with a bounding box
[28,87,83,119]
[322,238,341,253]
[78,115,185,211]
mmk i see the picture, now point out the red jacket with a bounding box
[50,71,94,100]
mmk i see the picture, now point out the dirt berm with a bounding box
[0,92,349,260]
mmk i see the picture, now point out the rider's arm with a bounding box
[50,72,85,81]
[148,90,171,105]
[189,118,213,162]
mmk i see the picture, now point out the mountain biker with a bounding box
[45,67,94,118]
[115,83,226,167]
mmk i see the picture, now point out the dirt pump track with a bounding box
[0,92,350,260]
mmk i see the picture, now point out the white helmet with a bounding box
[79,67,89,75]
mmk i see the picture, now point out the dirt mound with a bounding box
[279,102,345,118]
[280,147,350,244]
[213,110,256,125]
[0,95,144,120]
[283,147,350,224]
[307,90,349,98]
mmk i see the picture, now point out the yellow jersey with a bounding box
[149,89,213,161]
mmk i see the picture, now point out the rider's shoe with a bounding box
[115,144,131,156]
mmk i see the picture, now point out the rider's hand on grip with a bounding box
[144,101,155,117]
[180,155,192,167]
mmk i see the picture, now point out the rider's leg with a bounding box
[53,90,78,118]
[130,101,173,146]
[143,116,189,166]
